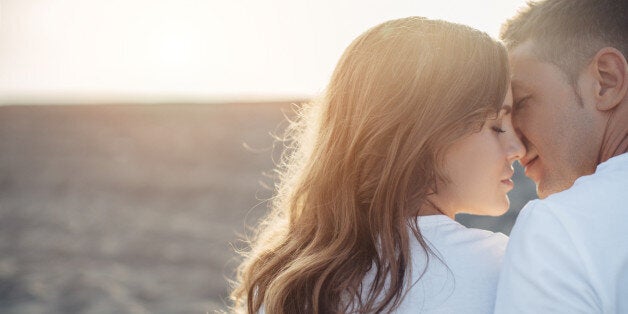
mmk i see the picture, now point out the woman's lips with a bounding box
[501,178,514,189]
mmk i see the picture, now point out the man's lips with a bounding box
[520,155,537,168]
[522,156,539,178]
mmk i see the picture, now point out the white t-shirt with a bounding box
[495,153,628,313]
[361,215,508,313]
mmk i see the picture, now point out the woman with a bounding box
[231,17,525,313]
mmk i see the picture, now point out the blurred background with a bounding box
[0,1,535,313]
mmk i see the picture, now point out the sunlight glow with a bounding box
[0,0,528,104]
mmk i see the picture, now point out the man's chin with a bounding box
[536,179,558,199]
[534,175,555,199]
[536,187,550,199]
[535,178,575,199]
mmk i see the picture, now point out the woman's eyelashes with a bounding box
[492,124,506,134]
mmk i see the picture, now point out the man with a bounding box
[494,0,628,312]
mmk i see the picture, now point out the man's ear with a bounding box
[590,47,628,111]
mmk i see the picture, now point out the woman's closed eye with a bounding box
[491,115,506,134]
[492,126,506,134]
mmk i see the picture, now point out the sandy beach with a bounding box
[0,102,536,313]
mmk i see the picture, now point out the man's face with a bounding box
[509,41,602,198]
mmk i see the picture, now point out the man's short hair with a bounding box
[501,0,628,85]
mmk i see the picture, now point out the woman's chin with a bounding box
[468,200,510,217]
[490,199,511,216]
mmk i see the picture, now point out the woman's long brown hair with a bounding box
[231,17,510,313]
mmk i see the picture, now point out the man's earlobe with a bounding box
[593,47,628,111]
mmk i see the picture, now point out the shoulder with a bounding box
[401,219,508,313]
[502,197,586,280]
[495,201,597,312]
[451,227,509,261]
[417,219,509,284]
[509,199,558,232]
[506,199,577,261]
[418,217,508,263]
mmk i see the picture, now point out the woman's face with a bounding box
[431,88,526,217]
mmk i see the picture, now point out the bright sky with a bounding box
[0,0,528,104]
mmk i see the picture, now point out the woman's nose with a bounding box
[505,131,526,163]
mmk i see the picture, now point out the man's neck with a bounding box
[599,98,628,163]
